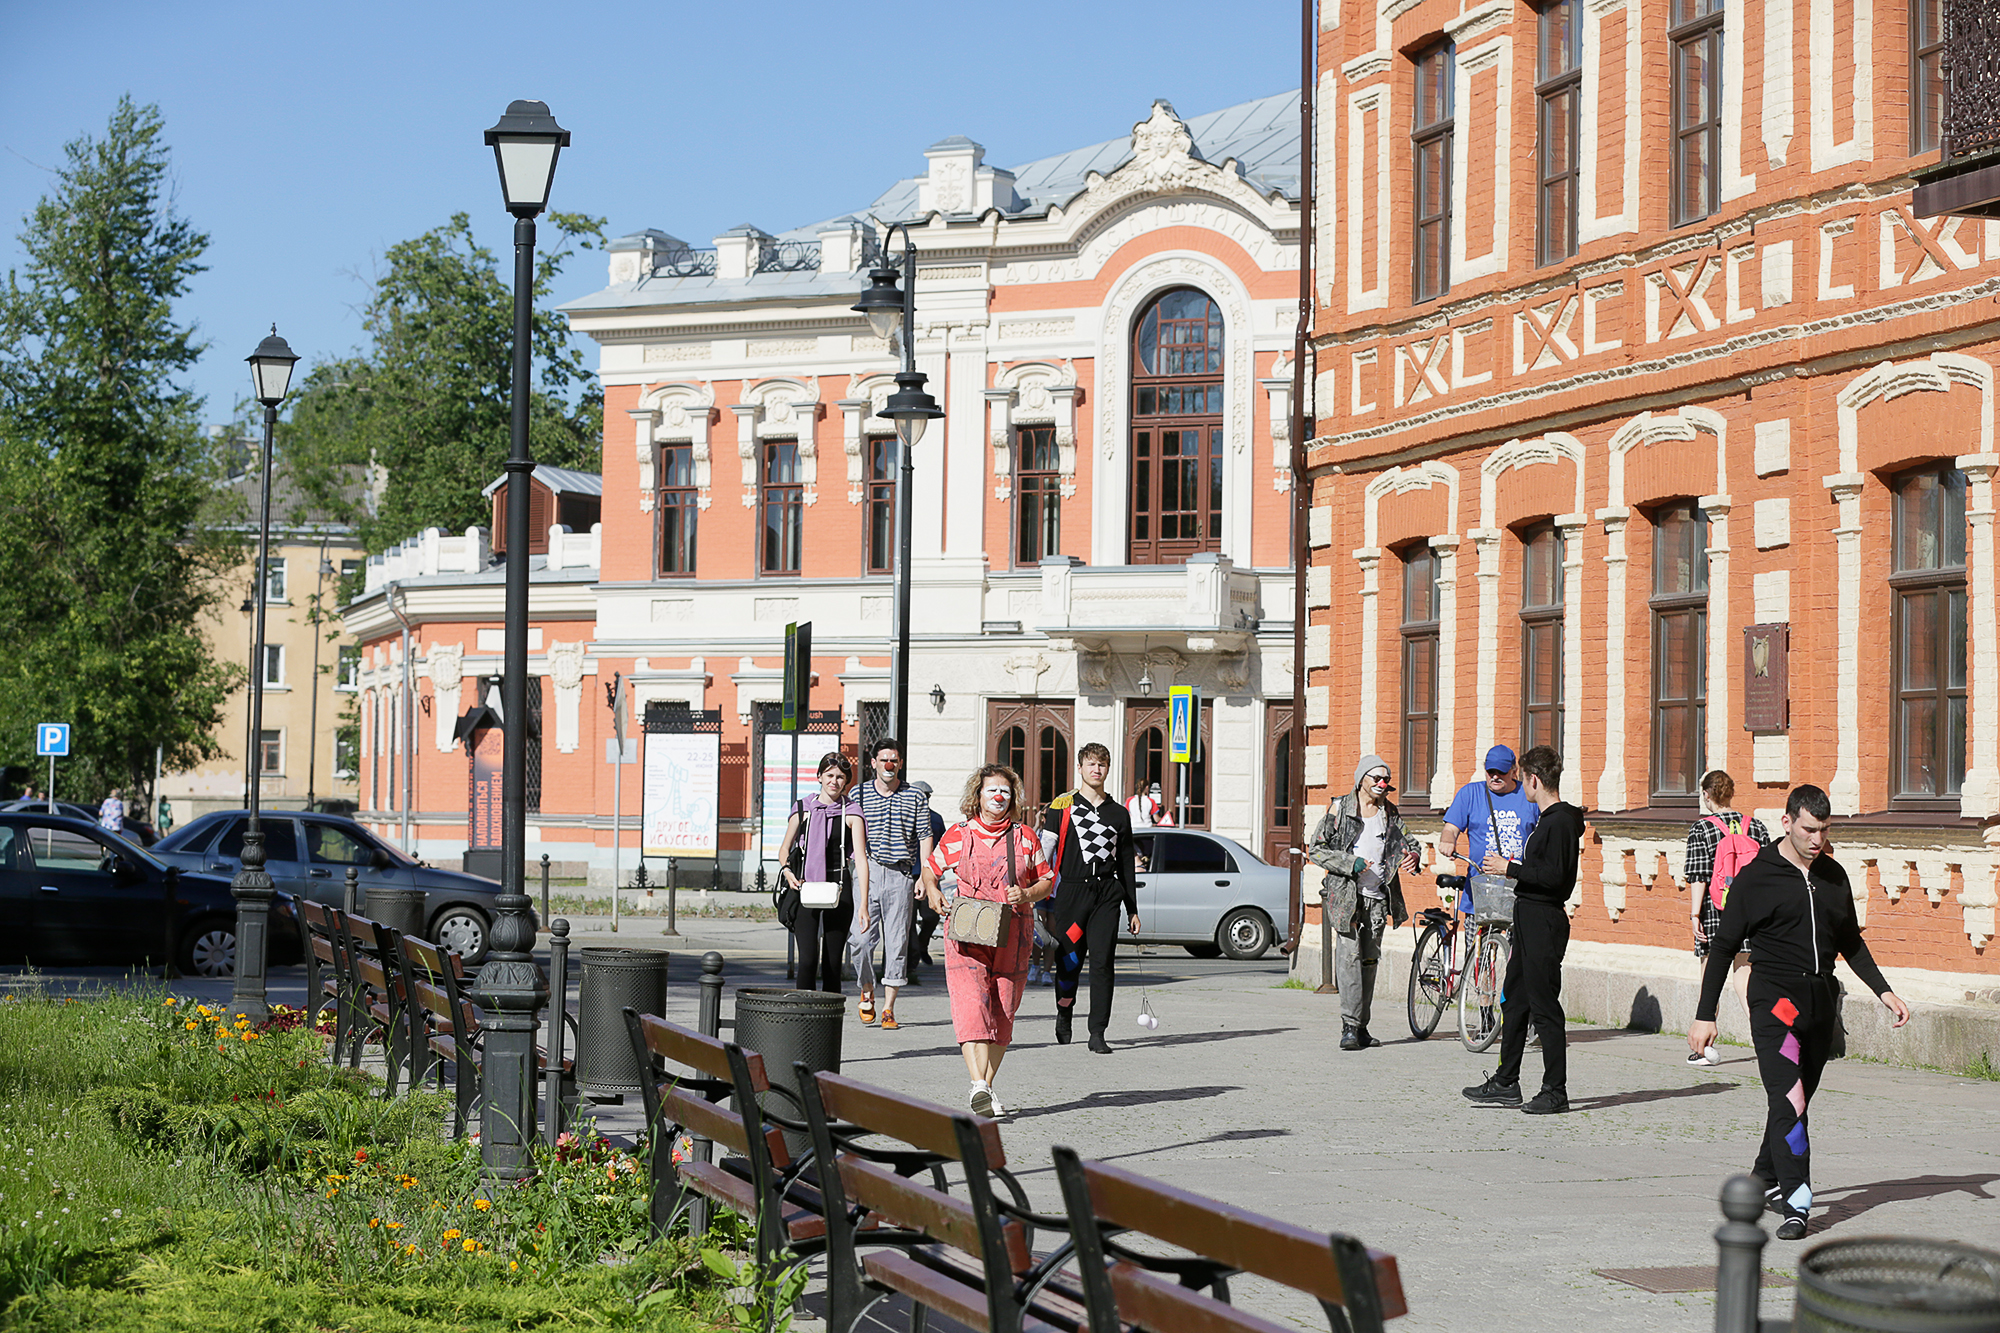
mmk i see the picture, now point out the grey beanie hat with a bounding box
[1352,754,1391,791]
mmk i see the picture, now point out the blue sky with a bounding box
[0,1,1298,425]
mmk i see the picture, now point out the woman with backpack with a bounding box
[775,752,869,996]
[1683,769,1768,1060]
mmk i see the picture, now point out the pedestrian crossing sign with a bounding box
[1167,686,1199,764]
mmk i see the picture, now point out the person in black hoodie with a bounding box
[1687,784,1909,1240]
[1463,745,1586,1115]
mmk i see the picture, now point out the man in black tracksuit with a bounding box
[1044,743,1139,1054]
[1687,783,1909,1239]
[1463,745,1586,1115]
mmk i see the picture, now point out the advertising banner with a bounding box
[468,728,502,850]
[642,729,721,859]
[758,731,840,864]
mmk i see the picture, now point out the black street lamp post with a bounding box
[852,226,942,745]
[229,327,299,1019]
[477,98,569,1185]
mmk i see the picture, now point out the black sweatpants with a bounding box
[1748,972,1836,1219]
[1494,897,1570,1092]
[1052,880,1125,1035]
[792,893,854,995]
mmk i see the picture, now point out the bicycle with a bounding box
[1405,872,1512,1051]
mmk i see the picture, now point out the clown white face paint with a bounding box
[980,777,1013,820]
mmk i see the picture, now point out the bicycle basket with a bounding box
[1468,873,1516,925]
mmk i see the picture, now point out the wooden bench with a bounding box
[623,1010,832,1277]
[804,1070,1083,1333]
[296,902,356,1062]
[402,935,486,1135]
[342,917,428,1096]
[1049,1144,1406,1333]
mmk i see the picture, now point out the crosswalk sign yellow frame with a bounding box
[1167,685,1199,764]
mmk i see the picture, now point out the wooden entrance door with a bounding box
[1124,699,1211,828]
[986,700,1075,815]
[1264,704,1296,867]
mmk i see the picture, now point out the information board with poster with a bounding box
[467,727,503,850]
[758,715,843,864]
[642,711,723,859]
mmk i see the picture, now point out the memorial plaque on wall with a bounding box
[1742,623,1790,731]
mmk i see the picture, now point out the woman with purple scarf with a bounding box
[776,752,870,993]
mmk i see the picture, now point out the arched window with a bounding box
[1130,288,1223,564]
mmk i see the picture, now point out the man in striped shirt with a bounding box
[851,737,933,1029]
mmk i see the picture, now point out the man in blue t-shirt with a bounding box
[1440,746,1540,890]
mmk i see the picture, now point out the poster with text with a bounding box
[642,730,721,859]
[758,731,840,864]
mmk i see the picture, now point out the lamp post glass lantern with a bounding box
[851,226,942,746]
[476,99,568,1185]
[229,326,299,1016]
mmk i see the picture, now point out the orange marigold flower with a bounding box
[472,1198,491,1211]
[462,1239,476,1252]
[441,1228,461,1241]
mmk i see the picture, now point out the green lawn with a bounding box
[0,984,728,1331]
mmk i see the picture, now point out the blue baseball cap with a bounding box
[1483,745,1517,774]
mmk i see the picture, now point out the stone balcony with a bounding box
[1029,554,1264,651]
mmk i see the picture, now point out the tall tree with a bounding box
[281,211,605,553]
[0,97,242,803]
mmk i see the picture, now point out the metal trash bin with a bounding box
[731,987,843,1155]
[1795,1237,2000,1333]
[365,886,428,941]
[577,947,669,1101]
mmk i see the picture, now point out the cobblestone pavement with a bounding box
[12,905,1996,1332]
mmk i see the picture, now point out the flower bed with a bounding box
[0,985,737,1330]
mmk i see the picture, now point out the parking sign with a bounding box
[1167,687,1199,764]
[35,723,68,757]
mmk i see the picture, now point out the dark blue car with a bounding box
[0,813,302,977]
[154,811,524,964]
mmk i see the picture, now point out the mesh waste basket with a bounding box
[731,987,844,1155]
[1795,1237,2000,1333]
[577,947,669,1100]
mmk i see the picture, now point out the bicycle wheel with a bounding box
[1406,924,1452,1039]
[1459,928,1511,1052]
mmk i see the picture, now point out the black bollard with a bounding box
[698,950,725,1039]
[343,866,359,918]
[539,853,551,932]
[666,856,679,937]
[543,919,570,1147]
[1713,1175,1771,1333]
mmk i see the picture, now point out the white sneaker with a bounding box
[1686,1045,1720,1066]
[987,1093,1008,1117]
[970,1084,993,1117]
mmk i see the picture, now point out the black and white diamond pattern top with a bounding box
[1071,799,1117,867]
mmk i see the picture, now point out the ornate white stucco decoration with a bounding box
[1263,353,1294,492]
[424,643,464,752]
[1074,640,1111,693]
[989,361,1081,500]
[740,377,822,504]
[839,375,902,504]
[635,382,715,513]
[546,641,587,755]
[1004,652,1051,693]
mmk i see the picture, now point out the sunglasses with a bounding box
[1367,774,1392,785]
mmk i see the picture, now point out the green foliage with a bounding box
[0,986,719,1329]
[280,211,606,554]
[0,97,242,800]
[1966,1049,2000,1081]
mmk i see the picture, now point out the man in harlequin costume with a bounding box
[1044,743,1140,1053]
[1686,783,1910,1240]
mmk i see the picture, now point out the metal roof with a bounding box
[479,464,604,499]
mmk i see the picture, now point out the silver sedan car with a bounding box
[1129,829,1289,960]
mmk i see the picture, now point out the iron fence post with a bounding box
[343,866,359,918]
[666,856,679,936]
[544,919,570,1147]
[1713,1175,1770,1333]
[539,853,550,931]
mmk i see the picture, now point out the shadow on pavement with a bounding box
[1088,1126,1290,1164]
[1565,1080,1738,1110]
[1005,1084,1243,1120]
[1814,1173,2000,1228]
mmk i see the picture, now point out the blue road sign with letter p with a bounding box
[36,723,69,757]
[1167,687,1198,764]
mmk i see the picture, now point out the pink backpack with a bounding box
[1704,815,1759,909]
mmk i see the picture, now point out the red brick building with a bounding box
[1301,0,2000,1017]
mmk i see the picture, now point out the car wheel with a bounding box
[430,906,489,965]
[180,919,237,978]
[1183,943,1224,959]
[1216,908,1274,961]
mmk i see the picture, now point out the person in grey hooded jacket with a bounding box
[1306,754,1419,1049]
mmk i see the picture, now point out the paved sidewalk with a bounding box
[12,910,1996,1332]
